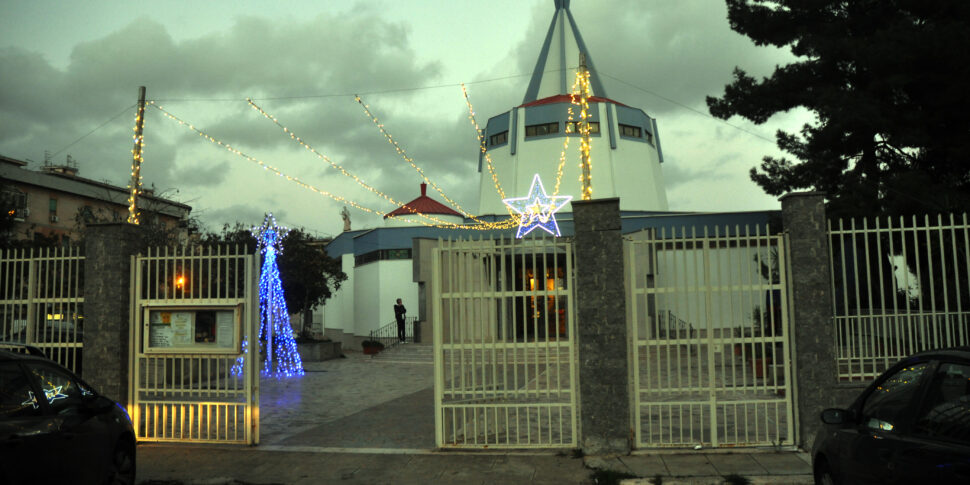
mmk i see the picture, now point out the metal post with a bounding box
[579,53,592,200]
[128,86,146,224]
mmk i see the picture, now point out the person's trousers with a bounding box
[397,320,406,342]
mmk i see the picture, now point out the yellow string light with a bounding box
[150,102,516,230]
[353,94,488,224]
[246,98,515,229]
[553,72,584,196]
[127,104,146,224]
[578,66,593,200]
[460,83,508,204]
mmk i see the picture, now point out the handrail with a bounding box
[368,316,418,352]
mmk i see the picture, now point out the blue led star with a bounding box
[503,174,572,238]
[43,385,68,404]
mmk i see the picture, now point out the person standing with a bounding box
[394,298,407,343]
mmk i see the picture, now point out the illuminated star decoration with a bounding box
[43,385,68,404]
[252,213,304,379]
[503,174,572,238]
[21,391,39,409]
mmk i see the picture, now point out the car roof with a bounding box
[0,348,53,362]
[910,346,970,361]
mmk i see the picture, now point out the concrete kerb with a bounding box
[582,451,813,485]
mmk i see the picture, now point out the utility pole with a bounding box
[579,53,592,200]
[127,86,147,224]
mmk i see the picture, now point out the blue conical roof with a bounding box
[522,1,608,104]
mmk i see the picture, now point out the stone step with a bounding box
[371,343,434,363]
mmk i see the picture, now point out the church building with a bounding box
[316,0,774,347]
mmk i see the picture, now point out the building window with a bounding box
[524,122,559,138]
[645,131,654,145]
[355,248,413,267]
[1,190,27,219]
[565,121,600,134]
[619,124,642,138]
[48,198,57,213]
[489,131,508,146]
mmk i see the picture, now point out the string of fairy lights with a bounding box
[354,94,487,224]
[577,58,594,200]
[460,83,507,203]
[126,101,146,224]
[130,62,598,232]
[150,102,506,230]
[243,98,516,229]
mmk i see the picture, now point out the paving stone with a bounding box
[661,454,719,477]
[750,452,813,475]
[619,454,669,477]
[707,453,768,476]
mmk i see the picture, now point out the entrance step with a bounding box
[371,342,433,364]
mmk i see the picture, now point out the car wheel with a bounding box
[106,440,135,485]
[815,460,838,485]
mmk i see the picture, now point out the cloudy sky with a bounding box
[0,0,808,238]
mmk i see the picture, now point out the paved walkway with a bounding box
[136,347,814,484]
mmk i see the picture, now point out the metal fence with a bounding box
[129,245,259,444]
[627,225,794,448]
[829,214,970,381]
[432,235,578,448]
[0,247,84,373]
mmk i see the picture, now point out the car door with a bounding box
[0,361,57,484]
[23,361,111,485]
[841,360,935,485]
[908,360,970,484]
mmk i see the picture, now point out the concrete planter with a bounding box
[296,340,343,361]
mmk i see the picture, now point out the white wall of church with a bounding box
[352,259,419,336]
[318,253,355,343]
[477,103,668,215]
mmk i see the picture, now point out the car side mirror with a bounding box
[821,408,852,425]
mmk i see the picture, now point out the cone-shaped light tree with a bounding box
[253,214,304,378]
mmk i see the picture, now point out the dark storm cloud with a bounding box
[0,10,441,191]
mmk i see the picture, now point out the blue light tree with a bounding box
[252,214,304,378]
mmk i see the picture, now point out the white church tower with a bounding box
[477,0,668,215]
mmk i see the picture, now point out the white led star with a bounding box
[503,174,572,238]
[43,385,68,405]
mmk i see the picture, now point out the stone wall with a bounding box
[82,223,144,405]
[572,198,631,455]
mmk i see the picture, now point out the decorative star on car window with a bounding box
[502,174,572,238]
[43,385,68,404]
[21,391,39,410]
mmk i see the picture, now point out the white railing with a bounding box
[0,247,84,373]
[432,235,578,448]
[627,225,795,448]
[829,214,970,381]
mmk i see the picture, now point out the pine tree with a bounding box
[707,0,970,217]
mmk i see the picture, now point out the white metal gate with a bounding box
[0,247,84,373]
[129,245,259,444]
[829,214,970,382]
[627,226,795,448]
[432,235,578,448]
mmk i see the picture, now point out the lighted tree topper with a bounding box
[503,174,572,238]
[253,214,304,378]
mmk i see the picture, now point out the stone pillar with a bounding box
[573,198,630,455]
[781,192,856,449]
[83,223,144,405]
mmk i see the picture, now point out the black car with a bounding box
[812,347,970,484]
[0,345,136,484]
